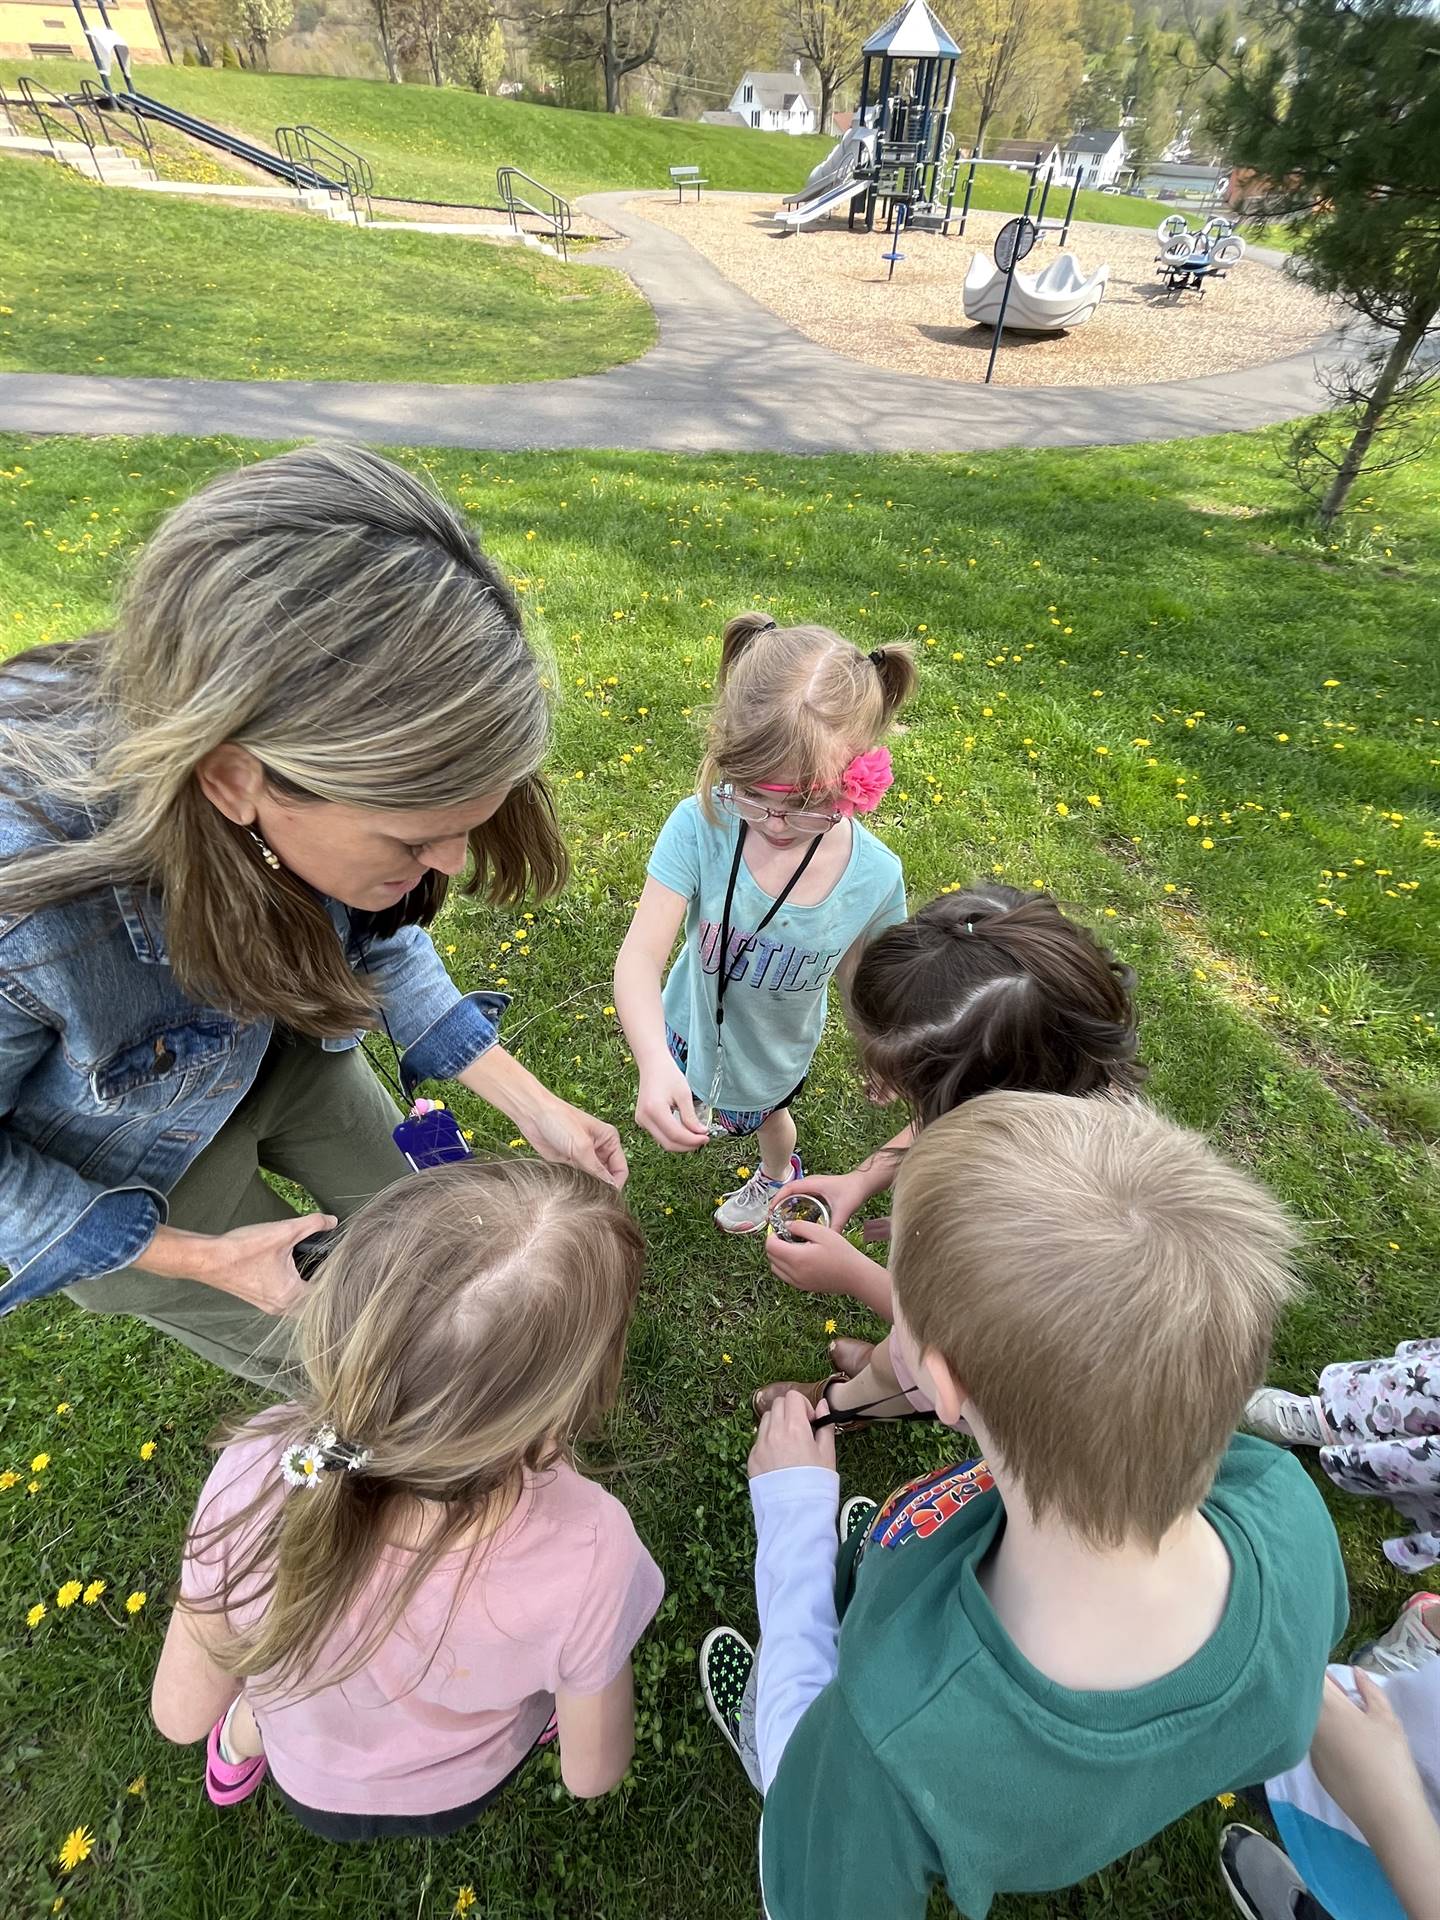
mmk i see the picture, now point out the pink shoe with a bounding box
[205,1711,267,1807]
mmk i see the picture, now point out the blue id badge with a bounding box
[393,1098,472,1171]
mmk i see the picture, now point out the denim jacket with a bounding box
[0,799,508,1313]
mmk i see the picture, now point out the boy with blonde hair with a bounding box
[702,1092,1348,1920]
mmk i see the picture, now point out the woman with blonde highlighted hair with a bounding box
[0,444,625,1381]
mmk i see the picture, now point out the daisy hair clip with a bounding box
[281,1425,372,1491]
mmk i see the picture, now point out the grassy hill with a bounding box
[0,152,655,383]
[1,58,1173,230]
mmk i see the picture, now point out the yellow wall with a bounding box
[0,0,167,64]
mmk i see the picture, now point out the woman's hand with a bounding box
[522,1094,630,1189]
[769,1169,876,1235]
[748,1391,837,1479]
[633,1059,710,1154]
[190,1214,337,1317]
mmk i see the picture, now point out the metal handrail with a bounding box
[276,123,372,224]
[496,165,572,260]
[11,76,100,176]
[74,76,154,168]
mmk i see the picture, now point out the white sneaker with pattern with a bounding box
[714,1154,802,1236]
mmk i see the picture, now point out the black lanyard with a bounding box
[715,821,823,1039]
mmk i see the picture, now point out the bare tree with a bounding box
[366,0,403,79]
[505,0,674,111]
[785,0,867,133]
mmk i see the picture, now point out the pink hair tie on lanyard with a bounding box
[837,746,894,816]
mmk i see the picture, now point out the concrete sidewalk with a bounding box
[0,192,1342,453]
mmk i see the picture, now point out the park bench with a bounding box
[668,164,706,203]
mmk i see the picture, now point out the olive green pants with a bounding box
[65,1038,410,1390]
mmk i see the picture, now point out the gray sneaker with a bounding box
[1217,1824,1308,1919]
[714,1155,801,1236]
[1243,1388,1328,1447]
[1352,1592,1440,1675]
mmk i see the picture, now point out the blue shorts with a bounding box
[665,1027,805,1139]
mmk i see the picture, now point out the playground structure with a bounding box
[963,247,1110,332]
[1153,212,1246,301]
[776,0,961,236]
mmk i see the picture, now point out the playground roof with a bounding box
[862,0,961,60]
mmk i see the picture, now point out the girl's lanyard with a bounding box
[707,821,823,1114]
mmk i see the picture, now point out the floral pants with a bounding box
[1317,1337,1440,1573]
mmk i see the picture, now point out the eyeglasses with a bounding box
[714,785,843,836]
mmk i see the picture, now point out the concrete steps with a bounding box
[0,121,562,252]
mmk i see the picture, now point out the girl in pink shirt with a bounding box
[151,1158,663,1840]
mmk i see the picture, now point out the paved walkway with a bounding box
[0,192,1341,453]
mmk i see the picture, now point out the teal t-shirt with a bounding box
[759,1435,1348,1920]
[647,796,906,1115]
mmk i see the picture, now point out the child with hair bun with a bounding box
[615,613,915,1234]
[151,1159,662,1838]
[757,882,1145,1420]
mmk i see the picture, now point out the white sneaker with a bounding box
[1353,1592,1440,1676]
[714,1155,801,1235]
[1243,1387,1328,1447]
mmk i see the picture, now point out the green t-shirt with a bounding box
[759,1435,1348,1920]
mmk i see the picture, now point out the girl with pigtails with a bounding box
[614,614,916,1234]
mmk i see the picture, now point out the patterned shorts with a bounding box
[664,1027,805,1139]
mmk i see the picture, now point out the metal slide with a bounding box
[774,174,870,231]
[111,88,340,190]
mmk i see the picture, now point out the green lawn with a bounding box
[0,427,1435,1920]
[0,153,654,383]
[3,58,1176,232]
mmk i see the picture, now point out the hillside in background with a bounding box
[1,60,1171,228]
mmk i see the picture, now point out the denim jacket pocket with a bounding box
[89,1019,239,1108]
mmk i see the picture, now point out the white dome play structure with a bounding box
[962,249,1110,331]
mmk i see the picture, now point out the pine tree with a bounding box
[1202,0,1440,524]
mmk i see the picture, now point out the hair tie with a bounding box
[868,649,885,667]
[757,617,778,634]
[281,1425,372,1490]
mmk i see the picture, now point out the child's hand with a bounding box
[771,1170,873,1234]
[1310,1670,1430,1833]
[634,1060,710,1153]
[748,1392,838,1478]
[765,1221,874,1295]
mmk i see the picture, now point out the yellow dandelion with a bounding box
[507,1137,525,1149]
[57,1827,94,1873]
[721,1353,733,1366]
[1086,795,1102,809]
[127,1775,146,1796]
[82,1580,105,1605]
[1201,838,1215,850]
[31,1453,50,1473]
[125,1590,147,1615]
[1215,1791,1236,1810]
[824,1318,837,1334]
[455,1889,478,1916]
[56,1581,83,1609]
[55,1403,71,1415]
[1054,802,1069,818]
[138,1441,156,1462]
[27,1601,47,1627]
[0,1471,19,1491]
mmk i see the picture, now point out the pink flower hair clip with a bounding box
[837,746,894,816]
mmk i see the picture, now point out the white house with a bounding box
[727,66,818,135]
[1057,128,1127,188]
